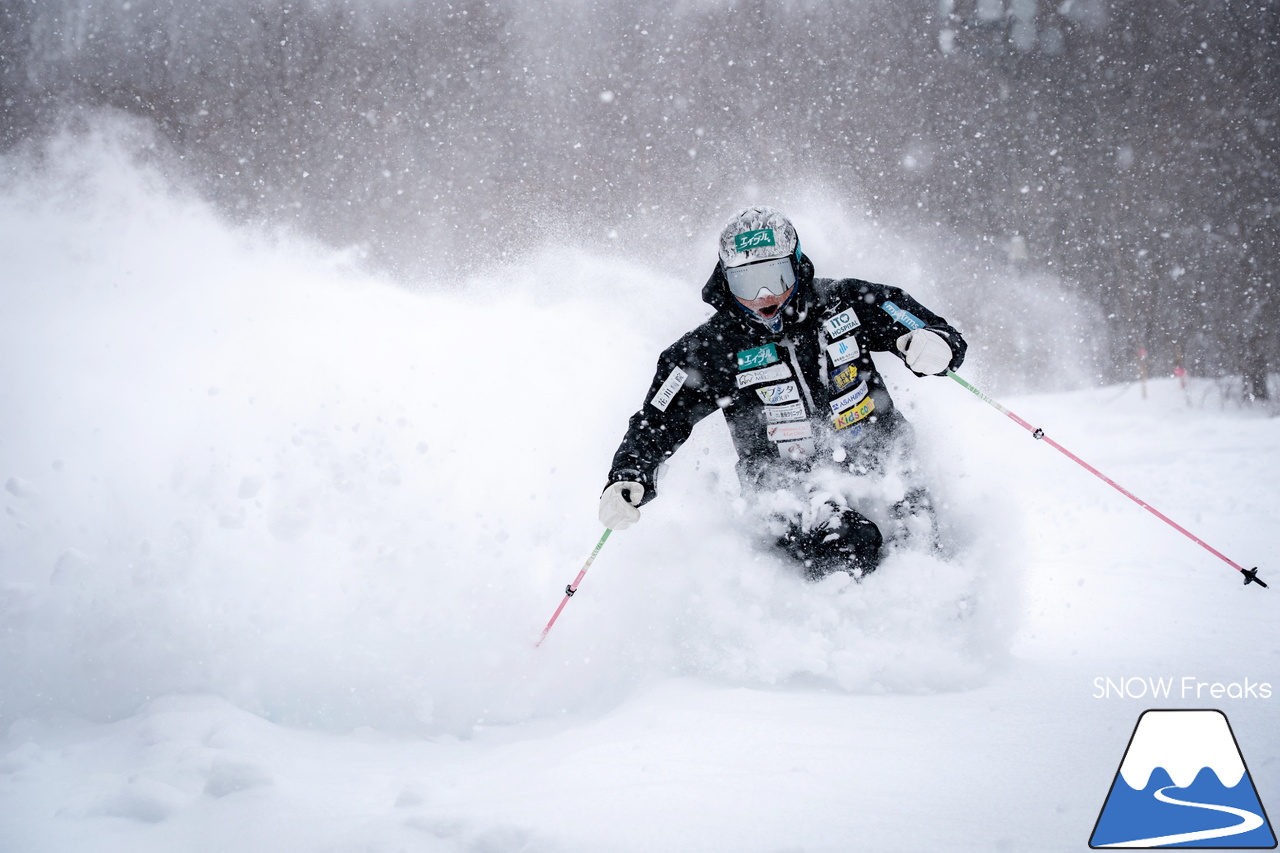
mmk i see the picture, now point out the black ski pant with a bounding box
[748,416,935,580]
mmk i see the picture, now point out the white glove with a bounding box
[598,481,645,530]
[896,329,953,376]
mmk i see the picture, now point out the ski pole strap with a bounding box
[946,370,1266,589]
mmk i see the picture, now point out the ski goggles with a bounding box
[724,256,796,302]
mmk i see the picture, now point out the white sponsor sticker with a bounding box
[823,310,861,339]
[828,380,870,415]
[776,437,816,461]
[826,338,860,367]
[764,401,806,423]
[755,382,800,405]
[767,420,813,442]
[649,366,688,412]
[735,361,791,389]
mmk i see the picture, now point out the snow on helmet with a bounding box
[717,206,801,269]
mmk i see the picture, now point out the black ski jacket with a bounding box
[606,255,966,504]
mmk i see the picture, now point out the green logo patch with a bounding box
[737,343,779,371]
[734,229,776,252]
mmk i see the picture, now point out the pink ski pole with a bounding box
[537,528,613,647]
[948,370,1266,589]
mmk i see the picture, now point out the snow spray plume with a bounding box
[536,528,612,647]
[948,371,1267,590]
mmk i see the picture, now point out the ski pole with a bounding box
[536,528,613,647]
[947,370,1267,589]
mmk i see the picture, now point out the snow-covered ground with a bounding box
[1,133,1277,853]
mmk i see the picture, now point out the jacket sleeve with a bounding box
[855,282,967,373]
[605,335,723,506]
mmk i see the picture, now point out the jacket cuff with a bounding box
[605,468,655,505]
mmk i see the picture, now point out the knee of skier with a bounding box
[803,510,883,581]
[847,513,885,577]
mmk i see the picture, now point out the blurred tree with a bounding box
[3,0,1276,392]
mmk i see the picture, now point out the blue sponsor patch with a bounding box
[829,363,859,393]
[882,301,925,331]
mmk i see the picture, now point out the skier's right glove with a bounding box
[896,329,954,376]
[598,481,645,530]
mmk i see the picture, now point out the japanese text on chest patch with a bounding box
[736,343,779,371]
[829,364,859,393]
[755,382,800,405]
[763,401,806,423]
[826,338,860,367]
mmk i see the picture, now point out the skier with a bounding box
[597,206,967,579]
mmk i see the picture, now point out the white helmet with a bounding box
[717,206,801,269]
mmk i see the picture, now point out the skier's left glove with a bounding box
[896,329,953,376]
[598,481,645,530]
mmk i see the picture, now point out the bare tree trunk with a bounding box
[1242,347,1270,402]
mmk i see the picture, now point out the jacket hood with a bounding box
[701,252,816,330]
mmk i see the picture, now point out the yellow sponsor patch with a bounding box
[832,396,875,430]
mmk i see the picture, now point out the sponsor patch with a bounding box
[734,228,776,252]
[826,338,860,367]
[882,300,925,331]
[736,362,791,389]
[766,420,813,442]
[823,310,861,339]
[736,343,779,371]
[776,437,816,461]
[756,382,800,405]
[764,401,806,423]
[832,396,875,430]
[649,366,688,412]
[829,364,859,393]
[828,381,870,416]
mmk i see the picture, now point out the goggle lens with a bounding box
[724,257,796,301]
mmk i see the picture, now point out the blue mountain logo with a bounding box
[1090,710,1276,848]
